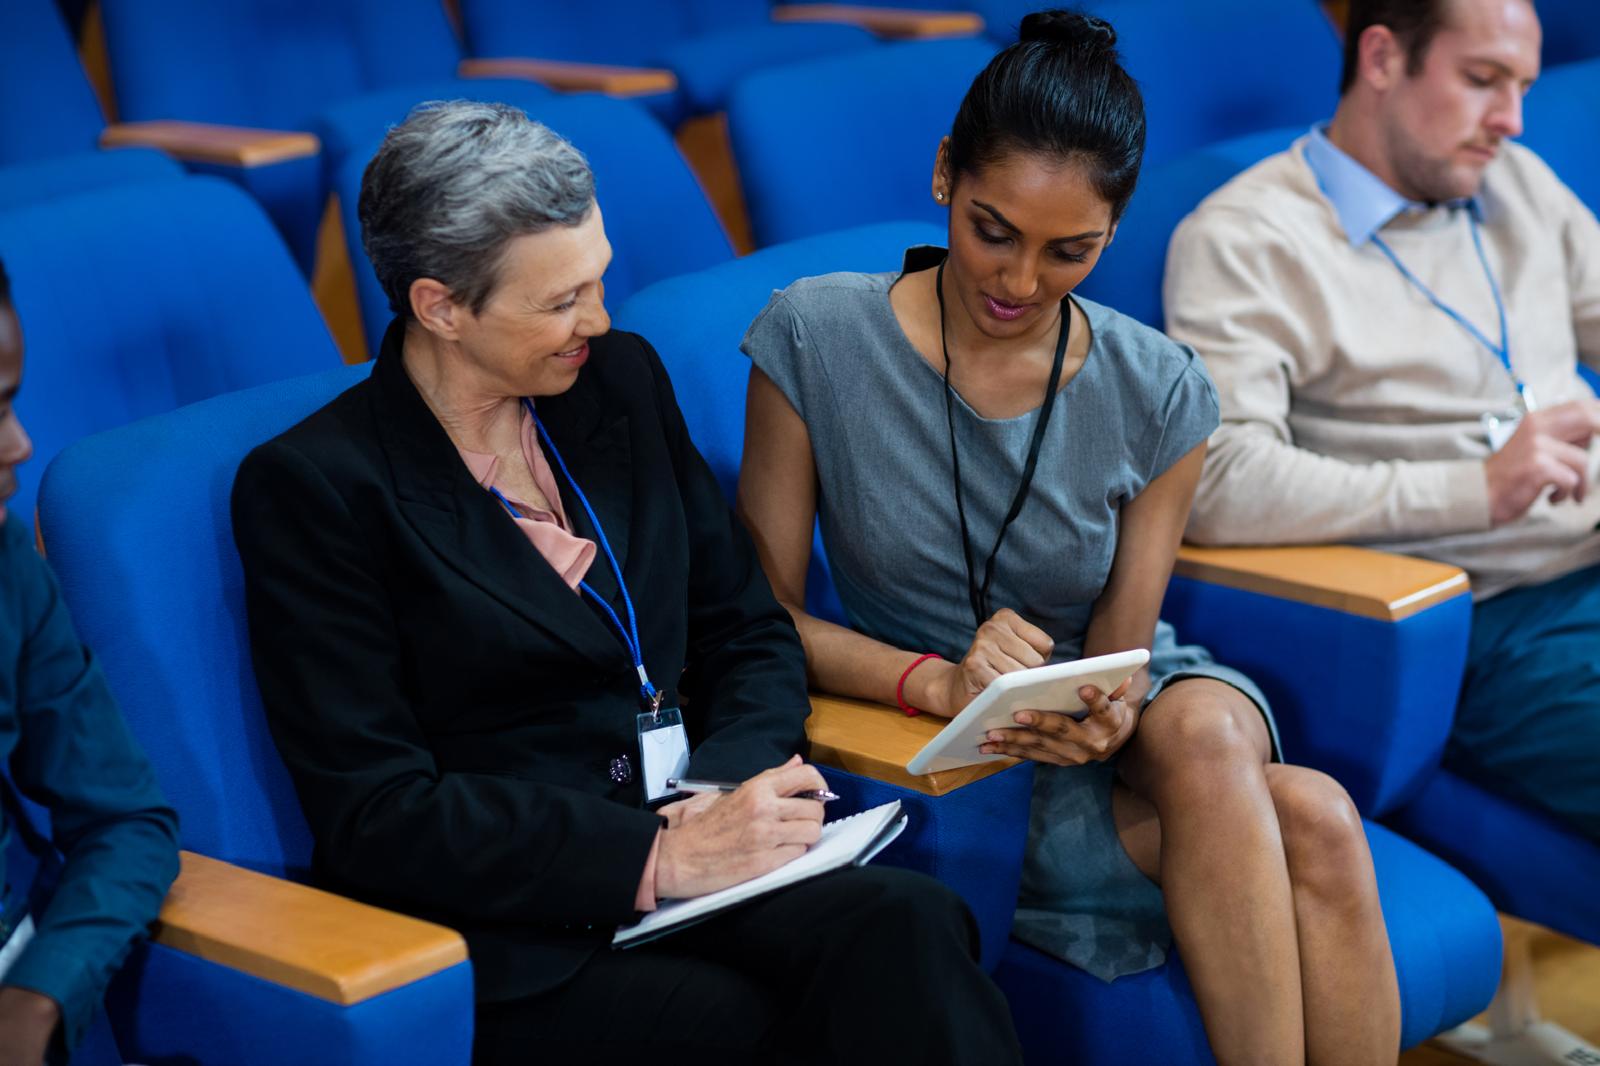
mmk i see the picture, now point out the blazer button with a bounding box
[609,754,633,784]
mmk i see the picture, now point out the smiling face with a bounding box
[438,204,614,399]
[935,144,1117,342]
[1378,0,1540,202]
[0,306,32,526]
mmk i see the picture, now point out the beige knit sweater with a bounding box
[1166,137,1600,599]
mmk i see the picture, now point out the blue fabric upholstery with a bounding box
[0,177,340,535]
[978,0,1337,168]
[106,941,472,1065]
[1389,770,1600,944]
[37,364,368,876]
[0,0,106,164]
[996,821,1499,1061]
[1520,56,1600,217]
[822,763,1034,973]
[0,149,183,210]
[613,221,943,622]
[459,0,876,122]
[1539,0,1600,68]
[96,0,488,272]
[728,38,997,246]
[1076,126,1301,330]
[337,91,734,354]
[1161,575,1471,817]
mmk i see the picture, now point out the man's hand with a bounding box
[978,679,1139,767]
[0,986,60,1066]
[908,608,1055,718]
[1485,400,1600,526]
[654,756,826,899]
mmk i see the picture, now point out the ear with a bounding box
[1359,24,1408,91]
[409,278,467,342]
[1103,219,1119,249]
[932,136,954,204]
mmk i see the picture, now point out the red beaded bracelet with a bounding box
[897,653,942,717]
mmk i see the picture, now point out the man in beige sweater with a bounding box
[1166,0,1600,840]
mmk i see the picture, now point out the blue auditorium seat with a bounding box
[96,0,557,272]
[459,0,878,126]
[1538,0,1600,68]
[614,223,1502,1058]
[331,91,735,356]
[37,364,474,1066]
[1521,56,1600,216]
[0,176,340,531]
[0,0,181,206]
[977,0,1338,167]
[727,38,998,246]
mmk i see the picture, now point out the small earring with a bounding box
[935,191,946,202]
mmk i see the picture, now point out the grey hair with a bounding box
[358,100,596,320]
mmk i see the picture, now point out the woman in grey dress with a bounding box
[737,11,1399,1065]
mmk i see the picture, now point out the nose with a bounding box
[580,281,611,338]
[1488,83,1523,140]
[0,415,32,467]
[999,247,1043,303]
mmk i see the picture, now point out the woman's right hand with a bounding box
[909,608,1055,717]
[654,755,826,899]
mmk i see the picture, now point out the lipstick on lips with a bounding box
[555,341,589,367]
[984,294,1035,322]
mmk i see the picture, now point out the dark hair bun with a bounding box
[1018,9,1118,50]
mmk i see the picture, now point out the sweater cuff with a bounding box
[1434,459,1494,534]
[3,938,95,1054]
[634,829,662,913]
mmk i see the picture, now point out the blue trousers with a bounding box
[1451,562,1600,840]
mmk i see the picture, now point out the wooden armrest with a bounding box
[100,121,318,167]
[154,851,467,1006]
[458,58,676,97]
[806,693,1018,796]
[772,4,984,39]
[1174,544,1469,622]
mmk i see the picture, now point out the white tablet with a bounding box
[905,648,1150,776]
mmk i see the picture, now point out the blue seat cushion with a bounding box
[0,149,183,211]
[995,820,1499,1062]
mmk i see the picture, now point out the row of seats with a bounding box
[5,1,1599,1062]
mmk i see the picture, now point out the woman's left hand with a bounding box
[978,680,1138,766]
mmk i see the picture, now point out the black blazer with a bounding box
[232,322,811,1003]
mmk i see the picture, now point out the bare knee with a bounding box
[1267,767,1373,903]
[1131,680,1265,783]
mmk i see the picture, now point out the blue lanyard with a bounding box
[488,399,659,711]
[1370,213,1522,402]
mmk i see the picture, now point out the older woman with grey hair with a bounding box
[230,101,1021,1064]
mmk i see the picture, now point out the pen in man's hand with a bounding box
[667,778,841,802]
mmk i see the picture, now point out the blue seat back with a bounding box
[0,177,342,530]
[729,38,997,247]
[0,0,106,163]
[1539,0,1600,68]
[977,0,1336,168]
[37,364,372,877]
[1077,126,1300,329]
[459,0,770,66]
[614,220,943,622]
[336,92,735,353]
[0,148,184,211]
[101,0,464,130]
[1521,56,1600,217]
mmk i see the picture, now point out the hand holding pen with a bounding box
[669,777,841,803]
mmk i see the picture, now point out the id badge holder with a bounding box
[1482,410,1521,453]
[637,706,691,802]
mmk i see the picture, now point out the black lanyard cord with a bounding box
[935,258,1070,629]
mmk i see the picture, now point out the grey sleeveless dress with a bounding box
[741,247,1279,981]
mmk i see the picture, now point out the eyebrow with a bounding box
[972,200,1105,244]
[1465,56,1534,82]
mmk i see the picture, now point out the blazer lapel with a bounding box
[369,323,621,668]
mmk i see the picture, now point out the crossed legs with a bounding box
[1113,679,1400,1066]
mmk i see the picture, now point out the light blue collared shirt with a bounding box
[1302,124,1480,247]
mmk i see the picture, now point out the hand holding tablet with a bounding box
[905,648,1150,775]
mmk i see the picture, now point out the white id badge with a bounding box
[1483,410,1522,452]
[638,707,691,802]
[0,914,36,983]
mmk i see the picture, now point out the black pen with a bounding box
[667,777,841,802]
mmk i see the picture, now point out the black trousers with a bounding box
[473,865,1023,1065]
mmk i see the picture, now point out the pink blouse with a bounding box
[456,406,662,911]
